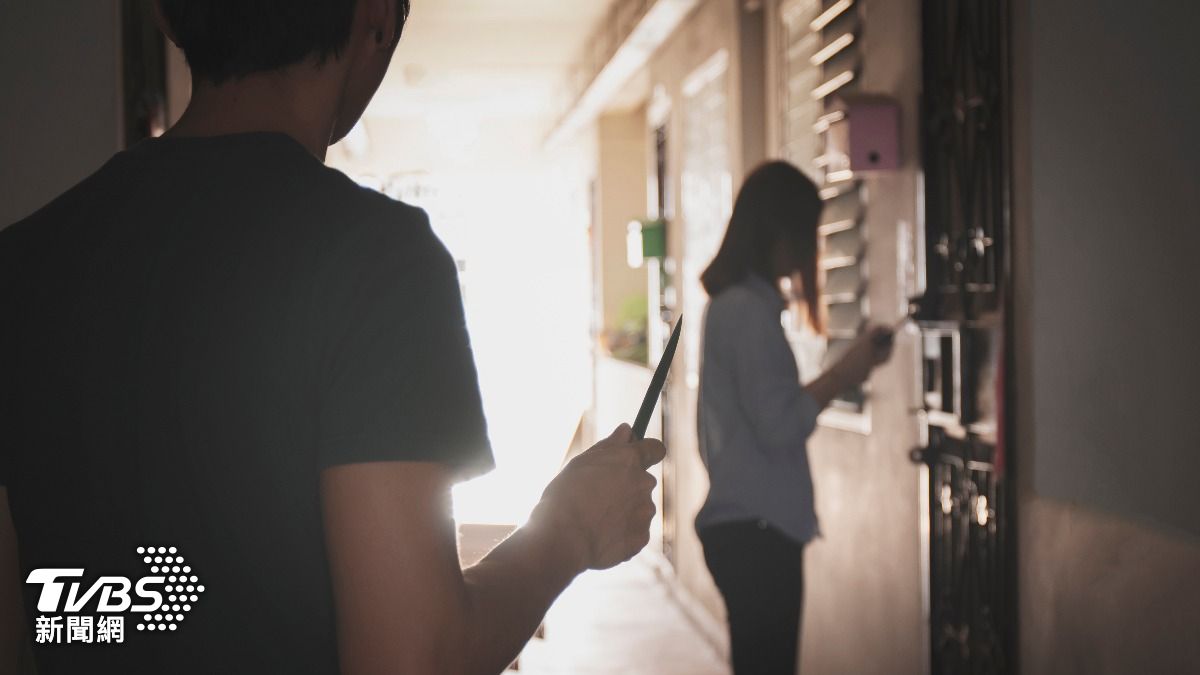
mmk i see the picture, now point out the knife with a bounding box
[631,316,683,440]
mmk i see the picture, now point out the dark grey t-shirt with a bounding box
[0,132,493,673]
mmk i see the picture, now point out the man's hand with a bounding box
[320,427,666,674]
[531,424,666,571]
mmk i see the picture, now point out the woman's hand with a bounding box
[865,324,896,367]
[804,324,895,409]
[840,324,895,386]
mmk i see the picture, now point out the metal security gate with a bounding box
[914,2,1015,674]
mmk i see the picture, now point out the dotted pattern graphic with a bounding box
[133,546,204,632]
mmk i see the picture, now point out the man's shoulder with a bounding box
[0,151,115,242]
[0,142,450,278]
[298,182,457,302]
[340,182,432,235]
[0,181,78,270]
[292,159,423,231]
[330,185,449,263]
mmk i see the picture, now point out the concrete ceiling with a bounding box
[364,0,613,119]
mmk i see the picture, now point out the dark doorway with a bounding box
[121,0,168,146]
[652,123,680,565]
[916,1,1016,673]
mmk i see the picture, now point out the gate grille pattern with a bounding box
[920,2,1014,674]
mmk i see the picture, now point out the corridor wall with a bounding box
[1013,0,1200,672]
[645,0,747,635]
[0,1,122,227]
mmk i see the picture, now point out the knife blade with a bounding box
[631,316,682,440]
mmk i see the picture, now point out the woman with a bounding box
[696,161,893,674]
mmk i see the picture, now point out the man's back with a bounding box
[0,132,492,673]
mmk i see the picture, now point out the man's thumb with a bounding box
[608,423,633,443]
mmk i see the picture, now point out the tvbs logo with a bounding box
[26,546,205,643]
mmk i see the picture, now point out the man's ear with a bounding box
[363,0,398,51]
[151,0,181,47]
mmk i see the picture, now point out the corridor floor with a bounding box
[508,555,729,674]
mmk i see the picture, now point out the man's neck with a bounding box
[167,67,346,161]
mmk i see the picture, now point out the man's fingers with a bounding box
[628,528,651,555]
[635,438,666,468]
[637,497,657,523]
[580,423,634,457]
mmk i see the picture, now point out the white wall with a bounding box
[0,1,122,227]
[596,111,651,339]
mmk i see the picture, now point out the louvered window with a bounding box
[778,0,868,416]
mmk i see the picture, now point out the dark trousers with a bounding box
[700,520,804,675]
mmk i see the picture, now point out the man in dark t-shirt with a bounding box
[0,2,665,674]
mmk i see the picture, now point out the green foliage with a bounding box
[609,294,649,364]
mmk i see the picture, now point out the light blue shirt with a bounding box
[695,273,821,544]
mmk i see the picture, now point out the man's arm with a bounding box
[321,425,663,675]
[1,488,29,674]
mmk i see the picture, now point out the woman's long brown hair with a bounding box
[700,160,824,333]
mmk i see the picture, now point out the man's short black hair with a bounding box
[159,0,411,85]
